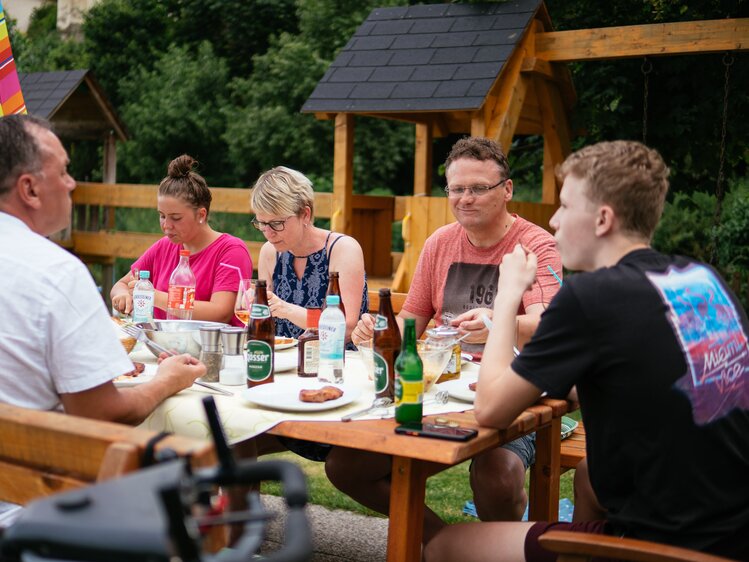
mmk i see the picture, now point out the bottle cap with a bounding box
[179,249,190,257]
[139,270,150,280]
[326,295,340,306]
[306,308,322,329]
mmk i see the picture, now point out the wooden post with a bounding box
[414,123,433,196]
[333,113,354,234]
[100,130,118,309]
[535,76,570,205]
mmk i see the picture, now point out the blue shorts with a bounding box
[503,432,536,469]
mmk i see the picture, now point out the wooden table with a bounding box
[268,397,570,562]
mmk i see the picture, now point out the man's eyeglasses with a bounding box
[251,216,293,232]
[444,179,508,198]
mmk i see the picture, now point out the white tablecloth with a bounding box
[130,345,476,445]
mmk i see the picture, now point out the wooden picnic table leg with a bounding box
[387,455,429,562]
[529,417,562,521]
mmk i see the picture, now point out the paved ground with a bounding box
[260,495,389,561]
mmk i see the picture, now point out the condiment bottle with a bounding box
[219,327,246,385]
[395,318,423,423]
[167,249,196,320]
[245,279,275,387]
[298,308,321,378]
[373,288,401,400]
[322,271,346,318]
[425,325,462,382]
[198,326,223,383]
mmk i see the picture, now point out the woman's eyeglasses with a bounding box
[251,216,293,232]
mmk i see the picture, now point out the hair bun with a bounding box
[168,154,196,179]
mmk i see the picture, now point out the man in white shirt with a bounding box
[0,114,204,424]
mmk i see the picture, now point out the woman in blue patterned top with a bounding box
[250,166,368,343]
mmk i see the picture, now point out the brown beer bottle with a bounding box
[245,279,275,387]
[297,308,321,378]
[322,271,346,318]
[373,288,401,400]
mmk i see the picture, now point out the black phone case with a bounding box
[395,422,478,441]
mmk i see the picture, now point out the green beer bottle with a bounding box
[395,318,423,423]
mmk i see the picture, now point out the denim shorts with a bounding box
[503,432,536,469]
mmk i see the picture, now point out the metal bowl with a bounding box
[137,320,227,359]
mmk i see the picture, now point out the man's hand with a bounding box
[154,353,205,392]
[352,313,375,346]
[498,244,538,298]
[450,308,492,344]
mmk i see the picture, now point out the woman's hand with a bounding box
[267,290,306,324]
[111,276,137,315]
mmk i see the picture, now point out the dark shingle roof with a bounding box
[302,1,543,114]
[19,70,88,119]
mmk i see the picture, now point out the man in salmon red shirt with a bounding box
[328,137,563,542]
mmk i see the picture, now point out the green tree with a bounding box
[224,0,414,192]
[170,0,299,77]
[117,42,232,185]
[82,0,174,107]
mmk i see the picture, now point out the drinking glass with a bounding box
[234,279,254,325]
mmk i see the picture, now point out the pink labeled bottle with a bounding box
[166,249,196,320]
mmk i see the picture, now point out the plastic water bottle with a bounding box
[167,249,196,320]
[318,295,346,383]
[132,270,155,323]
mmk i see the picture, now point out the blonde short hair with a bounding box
[250,166,315,218]
[556,141,670,241]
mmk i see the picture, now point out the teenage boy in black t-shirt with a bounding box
[424,140,749,562]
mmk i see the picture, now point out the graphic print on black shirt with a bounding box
[646,263,749,425]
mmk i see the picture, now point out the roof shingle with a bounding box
[302,0,542,114]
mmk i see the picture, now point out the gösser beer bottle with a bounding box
[373,288,401,400]
[246,279,275,387]
[322,271,346,317]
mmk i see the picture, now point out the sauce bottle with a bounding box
[297,308,321,378]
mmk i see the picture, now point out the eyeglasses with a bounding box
[444,179,508,198]
[251,216,293,232]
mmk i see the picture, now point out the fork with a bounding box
[423,390,449,407]
[121,325,234,396]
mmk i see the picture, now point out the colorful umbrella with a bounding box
[0,0,27,116]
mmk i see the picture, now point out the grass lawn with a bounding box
[261,411,579,523]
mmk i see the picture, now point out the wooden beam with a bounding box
[535,76,571,205]
[333,113,355,234]
[414,123,433,196]
[536,18,749,62]
[484,21,538,150]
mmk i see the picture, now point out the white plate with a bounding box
[242,380,361,412]
[113,363,157,387]
[438,373,478,403]
[275,338,298,351]
[274,352,298,372]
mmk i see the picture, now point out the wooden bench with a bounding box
[0,403,215,506]
[560,421,586,472]
[539,530,734,562]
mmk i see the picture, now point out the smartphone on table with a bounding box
[395,422,478,441]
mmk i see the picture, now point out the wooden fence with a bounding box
[67,182,557,300]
